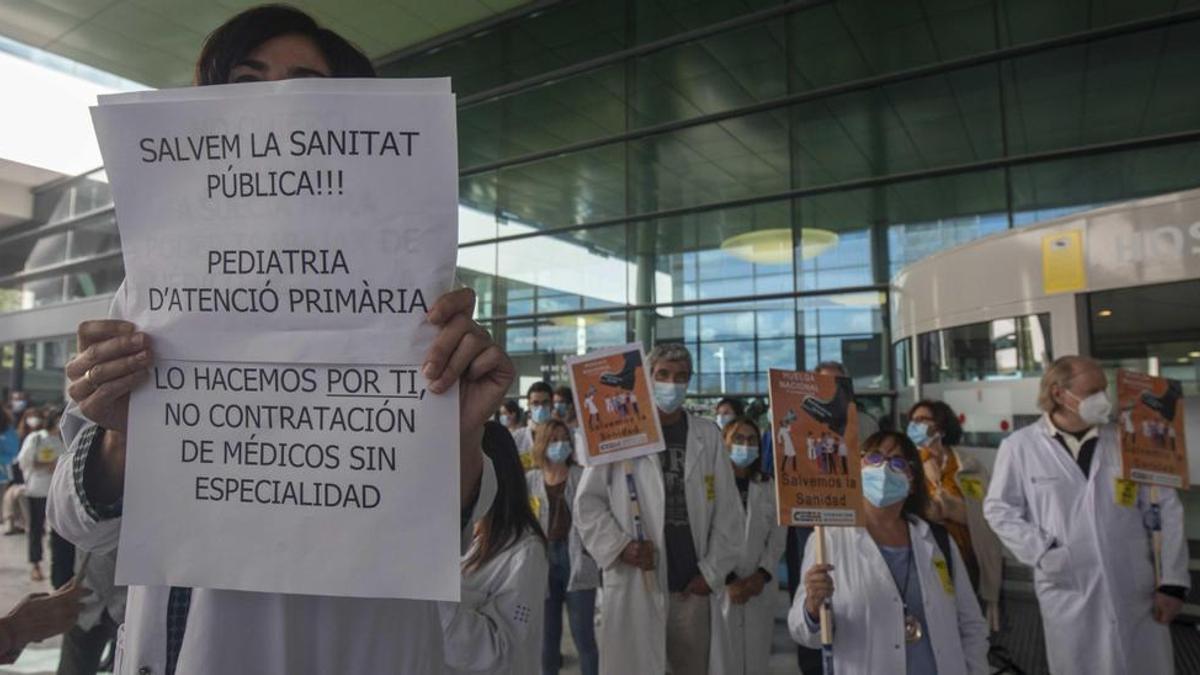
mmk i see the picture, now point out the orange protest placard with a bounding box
[1118,369,1188,489]
[769,369,864,527]
[566,343,665,466]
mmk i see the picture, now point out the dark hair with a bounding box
[501,399,522,419]
[195,5,374,86]
[909,400,963,446]
[41,406,62,431]
[716,397,745,418]
[553,386,573,401]
[465,422,546,572]
[526,381,553,399]
[861,430,930,519]
[0,407,9,434]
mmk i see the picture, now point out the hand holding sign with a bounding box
[66,320,153,433]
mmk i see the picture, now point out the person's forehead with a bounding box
[911,406,935,420]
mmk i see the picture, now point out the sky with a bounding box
[0,36,145,176]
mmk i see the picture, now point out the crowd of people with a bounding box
[0,5,1185,675]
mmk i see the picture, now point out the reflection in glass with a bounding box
[798,292,886,390]
[918,314,1052,384]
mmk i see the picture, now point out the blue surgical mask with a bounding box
[654,382,687,413]
[547,441,572,464]
[554,402,569,417]
[499,414,511,427]
[717,413,735,430]
[730,443,759,468]
[530,406,551,424]
[861,465,911,508]
[907,421,933,447]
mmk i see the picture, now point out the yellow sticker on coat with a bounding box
[1114,478,1138,508]
[958,476,984,501]
[529,496,541,515]
[933,557,954,594]
[705,475,715,502]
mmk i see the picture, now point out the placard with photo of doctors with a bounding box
[1118,369,1189,489]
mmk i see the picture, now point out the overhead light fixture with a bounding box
[721,228,839,264]
[1097,309,1114,318]
[1177,357,1190,364]
[1189,351,1200,358]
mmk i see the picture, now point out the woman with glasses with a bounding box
[788,431,988,675]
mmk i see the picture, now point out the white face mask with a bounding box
[1066,390,1112,426]
[25,417,42,428]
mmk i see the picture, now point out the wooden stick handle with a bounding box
[1150,485,1163,587]
[814,525,834,646]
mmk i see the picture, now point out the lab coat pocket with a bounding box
[1036,545,1075,590]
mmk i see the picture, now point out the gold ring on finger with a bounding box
[86,366,98,388]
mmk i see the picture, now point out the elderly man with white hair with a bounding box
[575,343,742,675]
[984,355,1189,675]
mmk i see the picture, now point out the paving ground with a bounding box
[0,527,66,675]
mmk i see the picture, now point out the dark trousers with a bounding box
[57,611,118,675]
[51,530,76,589]
[26,496,46,565]
[786,527,823,674]
[543,540,598,675]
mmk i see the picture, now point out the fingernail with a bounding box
[422,362,436,379]
[119,323,135,334]
[133,333,145,347]
[136,350,150,362]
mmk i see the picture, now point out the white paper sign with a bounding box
[93,80,461,601]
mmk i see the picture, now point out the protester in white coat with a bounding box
[984,356,1189,675]
[575,343,742,675]
[525,418,600,675]
[791,431,989,675]
[513,381,555,471]
[442,422,548,675]
[47,16,517,666]
[719,417,787,675]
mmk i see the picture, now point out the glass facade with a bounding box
[378,0,1200,412]
[5,0,1200,411]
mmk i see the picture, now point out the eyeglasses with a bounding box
[862,453,912,473]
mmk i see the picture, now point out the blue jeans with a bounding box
[543,539,598,675]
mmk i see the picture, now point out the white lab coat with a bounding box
[439,533,548,674]
[788,518,989,675]
[983,417,1189,675]
[526,465,600,591]
[574,413,742,675]
[720,475,787,675]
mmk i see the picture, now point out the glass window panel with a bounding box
[630,201,794,305]
[789,1,999,93]
[1002,24,1200,157]
[378,1,627,98]
[459,63,625,169]
[629,109,790,213]
[499,311,630,395]
[646,298,795,396]
[797,292,886,390]
[791,64,1002,189]
[794,193,876,291]
[635,0,782,44]
[66,213,121,260]
[21,336,73,405]
[631,18,786,129]
[494,223,628,317]
[66,255,125,302]
[1009,142,1200,228]
[999,0,1198,47]
[884,170,1010,277]
[918,314,1053,384]
[497,143,626,229]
